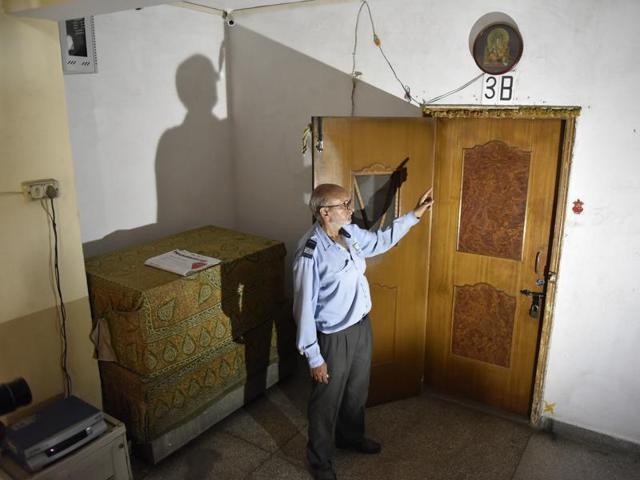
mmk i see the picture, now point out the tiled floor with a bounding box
[132,364,640,480]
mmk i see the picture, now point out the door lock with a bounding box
[520,289,545,318]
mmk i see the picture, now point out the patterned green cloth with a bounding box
[85,225,287,378]
[85,226,296,443]
[100,319,293,441]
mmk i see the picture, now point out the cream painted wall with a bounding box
[65,5,234,257]
[0,8,101,409]
[230,0,640,444]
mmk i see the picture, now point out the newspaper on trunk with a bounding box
[144,249,220,276]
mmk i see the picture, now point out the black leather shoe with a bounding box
[311,466,337,480]
[336,437,381,454]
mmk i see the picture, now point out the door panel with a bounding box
[313,117,435,405]
[425,118,562,415]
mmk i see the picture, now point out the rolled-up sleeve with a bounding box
[351,211,420,258]
[293,254,324,368]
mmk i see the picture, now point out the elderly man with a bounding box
[293,183,433,480]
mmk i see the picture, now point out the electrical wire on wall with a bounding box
[40,190,72,397]
[424,72,484,104]
[351,0,420,115]
[350,0,485,114]
[182,0,319,16]
[181,0,484,111]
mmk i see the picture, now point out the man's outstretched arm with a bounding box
[349,187,434,257]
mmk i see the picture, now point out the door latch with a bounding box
[520,289,545,318]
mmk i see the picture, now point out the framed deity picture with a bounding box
[472,22,523,75]
[58,16,97,74]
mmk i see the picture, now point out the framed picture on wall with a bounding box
[472,22,523,75]
[58,16,97,74]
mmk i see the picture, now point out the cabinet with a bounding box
[84,225,296,463]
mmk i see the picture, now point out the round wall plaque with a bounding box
[471,19,523,75]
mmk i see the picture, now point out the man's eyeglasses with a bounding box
[320,199,353,210]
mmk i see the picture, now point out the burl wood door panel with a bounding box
[314,117,434,405]
[425,118,562,415]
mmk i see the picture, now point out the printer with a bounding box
[2,396,106,472]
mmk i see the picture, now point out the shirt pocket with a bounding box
[327,253,352,277]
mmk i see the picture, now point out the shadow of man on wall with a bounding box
[155,51,297,447]
[155,52,232,233]
[83,51,232,258]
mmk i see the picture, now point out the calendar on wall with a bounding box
[58,16,97,74]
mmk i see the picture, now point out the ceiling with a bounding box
[189,0,313,10]
[4,0,330,20]
[6,0,173,20]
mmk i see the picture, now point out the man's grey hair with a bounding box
[309,184,344,221]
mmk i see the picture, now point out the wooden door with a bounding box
[425,118,562,415]
[313,117,435,405]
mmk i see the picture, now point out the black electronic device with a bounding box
[2,395,106,472]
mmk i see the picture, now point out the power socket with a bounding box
[22,179,59,200]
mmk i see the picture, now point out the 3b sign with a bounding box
[483,74,516,104]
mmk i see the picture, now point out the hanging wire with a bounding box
[184,0,485,109]
[351,0,420,114]
[41,197,73,397]
[180,2,224,14]
[182,0,320,15]
[424,72,485,104]
[350,0,485,110]
[350,1,367,115]
[234,0,318,12]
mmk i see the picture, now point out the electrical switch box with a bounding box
[22,179,59,200]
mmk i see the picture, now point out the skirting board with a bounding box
[136,359,294,464]
[540,417,640,455]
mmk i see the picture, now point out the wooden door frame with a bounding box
[422,105,581,426]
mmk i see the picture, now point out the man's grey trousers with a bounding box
[306,315,372,471]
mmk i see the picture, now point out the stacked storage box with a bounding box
[85,226,296,463]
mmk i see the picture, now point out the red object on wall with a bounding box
[572,199,584,214]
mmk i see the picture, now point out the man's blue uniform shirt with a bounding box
[293,212,420,368]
